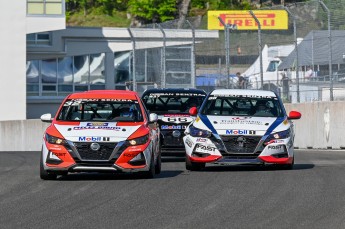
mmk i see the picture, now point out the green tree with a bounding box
[128,0,177,23]
[98,0,129,14]
[66,0,129,16]
[320,0,345,30]
[194,0,253,10]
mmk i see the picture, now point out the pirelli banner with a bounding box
[208,10,288,30]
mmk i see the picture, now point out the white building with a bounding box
[1,1,218,120]
[26,27,218,118]
[0,0,65,121]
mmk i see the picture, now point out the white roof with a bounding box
[243,44,295,78]
[210,89,277,97]
[243,45,270,78]
[268,44,295,58]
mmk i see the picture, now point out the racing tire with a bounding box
[40,152,57,180]
[155,152,162,174]
[143,153,155,179]
[185,155,205,171]
[285,157,294,170]
[278,157,294,170]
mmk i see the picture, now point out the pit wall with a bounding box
[0,101,344,151]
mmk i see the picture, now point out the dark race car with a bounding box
[142,88,207,157]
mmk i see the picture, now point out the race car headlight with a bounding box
[45,133,67,145]
[189,125,212,138]
[128,135,149,146]
[265,129,290,142]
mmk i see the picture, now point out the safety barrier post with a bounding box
[218,17,237,89]
[156,23,166,88]
[218,17,230,89]
[319,0,333,101]
[127,28,136,91]
[249,10,263,89]
[186,20,196,88]
[284,7,300,103]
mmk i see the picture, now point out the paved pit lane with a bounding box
[1,150,345,229]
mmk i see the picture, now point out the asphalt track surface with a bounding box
[1,150,345,229]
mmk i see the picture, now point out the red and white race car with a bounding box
[40,90,161,179]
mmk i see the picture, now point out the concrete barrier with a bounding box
[285,101,345,149]
[0,101,344,151]
[0,120,49,151]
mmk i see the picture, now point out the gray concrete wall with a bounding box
[285,101,345,149]
[0,120,50,151]
[0,101,344,151]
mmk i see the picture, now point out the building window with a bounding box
[27,32,51,46]
[57,56,73,96]
[27,0,64,15]
[90,53,106,86]
[26,60,40,96]
[73,55,90,85]
[114,52,131,84]
[26,53,106,97]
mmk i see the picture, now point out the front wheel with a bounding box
[40,152,57,180]
[278,157,294,170]
[142,154,155,179]
[185,155,205,171]
[155,152,161,174]
[285,157,294,170]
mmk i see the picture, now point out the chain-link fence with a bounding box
[122,0,345,103]
[125,19,199,94]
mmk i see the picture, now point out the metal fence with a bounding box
[124,0,345,103]
[125,19,200,93]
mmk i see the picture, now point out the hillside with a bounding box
[65,0,308,27]
[67,11,131,27]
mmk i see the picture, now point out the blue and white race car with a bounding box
[183,89,301,170]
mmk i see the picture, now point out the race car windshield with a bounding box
[201,96,284,117]
[142,93,205,114]
[57,99,144,122]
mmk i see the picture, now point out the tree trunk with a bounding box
[177,0,191,29]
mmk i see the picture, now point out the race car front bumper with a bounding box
[42,139,153,173]
[184,135,294,165]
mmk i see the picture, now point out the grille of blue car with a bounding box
[220,135,262,154]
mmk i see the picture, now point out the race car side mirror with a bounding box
[288,111,301,120]
[189,107,198,116]
[41,113,53,123]
[149,113,158,123]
